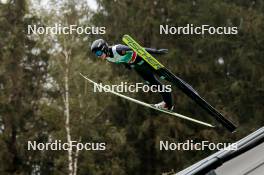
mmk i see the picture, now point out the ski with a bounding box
[80,73,214,128]
[122,34,237,132]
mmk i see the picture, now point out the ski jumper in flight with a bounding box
[91,39,174,110]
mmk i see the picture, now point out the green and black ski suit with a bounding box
[106,44,173,109]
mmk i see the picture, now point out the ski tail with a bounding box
[122,34,164,70]
[158,68,237,132]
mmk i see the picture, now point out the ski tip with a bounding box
[225,124,237,133]
[231,130,237,134]
[205,123,215,128]
[208,124,215,128]
[230,127,237,133]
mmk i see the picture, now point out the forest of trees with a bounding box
[0,0,263,174]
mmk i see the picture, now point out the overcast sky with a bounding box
[87,0,97,10]
[28,0,98,12]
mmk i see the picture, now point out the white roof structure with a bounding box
[176,127,264,175]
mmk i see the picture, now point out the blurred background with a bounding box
[0,0,263,174]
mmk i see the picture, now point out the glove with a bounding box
[157,49,168,54]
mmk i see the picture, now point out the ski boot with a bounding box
[153,101,174,111]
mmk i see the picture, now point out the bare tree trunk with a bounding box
[63,49,74,175]
[73,137,81,175]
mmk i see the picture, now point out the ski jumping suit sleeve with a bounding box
[107,44,173,109]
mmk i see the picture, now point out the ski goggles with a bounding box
[95,50,103,57]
